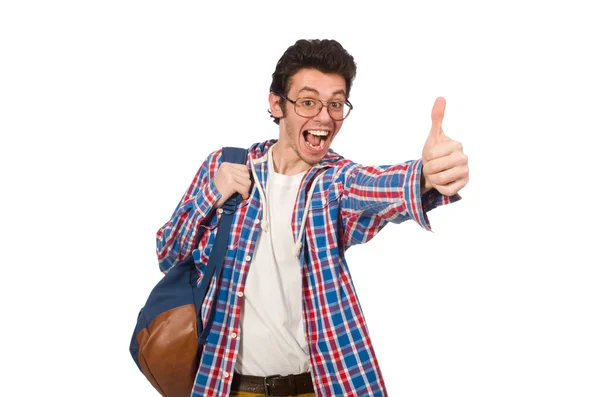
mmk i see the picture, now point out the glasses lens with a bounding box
[294,98,351,120]
[328,101,350,120]
[295,98,322,118]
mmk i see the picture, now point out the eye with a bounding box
[300,99,316,108]
[329,101,343,110]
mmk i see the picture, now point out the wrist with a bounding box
[420,171,432,195]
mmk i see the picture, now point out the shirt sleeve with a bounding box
[155,150,223,273]
[340,158,460,249]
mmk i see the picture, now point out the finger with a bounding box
[232,178,252,199]
[422,140,463,162]
[427,164,469,186]
[230,168,251,181]
[233,173,252,188]
[228,163,249,171]
[435,177,468,197]
[429,97,446,139]
[219,163,250,181]
[423,151,468,175]
[221,163,249,173]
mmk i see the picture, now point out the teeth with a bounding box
[306,139,325,150]
[307,130,328,137]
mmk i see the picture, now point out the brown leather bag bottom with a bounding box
[136,303,200,397]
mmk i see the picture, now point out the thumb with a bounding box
[429,97,446,139]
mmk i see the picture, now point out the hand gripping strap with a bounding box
[194,147,248,346]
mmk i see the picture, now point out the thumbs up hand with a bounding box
[421,97,469,196]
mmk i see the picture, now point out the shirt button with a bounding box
[245,255,251,262]
[223,372,229,378]
[237,291,244,297]
[230,332,237,339]
[217,208,223,214]
[254,218,260,224]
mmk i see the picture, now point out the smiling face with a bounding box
[269,68,347,173]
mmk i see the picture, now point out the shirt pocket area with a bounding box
[307,183,343,253]
[196,199,249,269]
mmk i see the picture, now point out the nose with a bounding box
[315,103,333,122]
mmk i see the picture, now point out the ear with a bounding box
[269,92,284,118]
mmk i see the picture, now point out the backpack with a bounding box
[130,146,247,397]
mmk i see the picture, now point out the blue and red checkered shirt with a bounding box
[156,140,459,396]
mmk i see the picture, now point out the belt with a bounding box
[231,372,314,396]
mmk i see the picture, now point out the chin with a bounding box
[299,143,330,165]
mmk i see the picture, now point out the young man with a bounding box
[156,39,469,397]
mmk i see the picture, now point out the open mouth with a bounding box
[302,129,329,151]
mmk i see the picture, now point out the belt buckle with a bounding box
[263,374,281,397]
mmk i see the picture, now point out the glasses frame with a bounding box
[279,93,353,121]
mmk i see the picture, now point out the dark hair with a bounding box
[269,39,357,124]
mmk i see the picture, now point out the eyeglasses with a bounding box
[279,93,353,121]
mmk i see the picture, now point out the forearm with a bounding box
[155,152,222,273]
[341,159,457,248]
[156,179,222,272]
[342,160,425,223]
[341,160,423,248]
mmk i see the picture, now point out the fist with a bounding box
[421,97,469,196]
[214,162,252,208]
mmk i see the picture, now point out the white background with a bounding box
[1,1,599,396]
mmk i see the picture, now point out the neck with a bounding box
[271,143,312,175]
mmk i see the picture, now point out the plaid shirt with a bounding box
[156,140,459,396]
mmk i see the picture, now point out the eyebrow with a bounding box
[298,86,347,99]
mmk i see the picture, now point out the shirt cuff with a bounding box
[404,159,461,231]
[194,178,222,221]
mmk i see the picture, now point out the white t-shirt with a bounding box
[234,147,310,376]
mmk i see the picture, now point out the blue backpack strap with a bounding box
[194,146,248,346]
